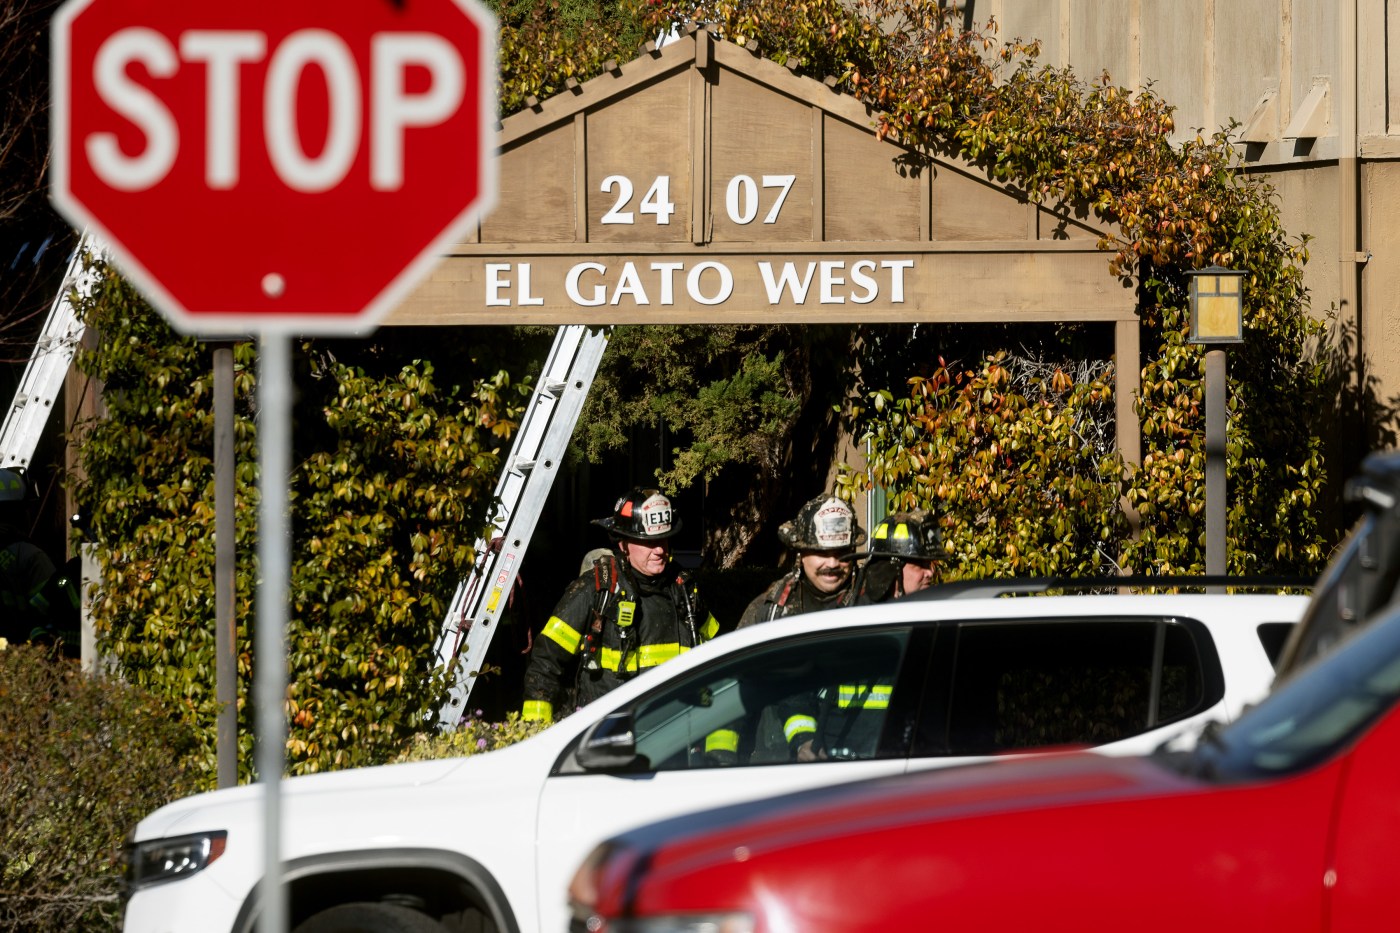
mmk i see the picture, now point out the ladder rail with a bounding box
[434,324,610,723]
[0,234,97,471]
[432,324,594,664]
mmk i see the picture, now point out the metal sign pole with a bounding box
[213,342,238,789]
[255,332,291,933]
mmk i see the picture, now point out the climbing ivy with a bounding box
[71,260,533,779]
[844,350,1128,578]
[490,0,647,114]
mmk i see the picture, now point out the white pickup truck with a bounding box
[122,591,1305,933]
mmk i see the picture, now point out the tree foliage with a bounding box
[71,261,534,779]
[846,349,1128,577]
[490,0,647,113]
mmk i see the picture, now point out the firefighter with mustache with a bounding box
[737,494,866,629]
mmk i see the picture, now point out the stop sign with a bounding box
[51,0,497,335]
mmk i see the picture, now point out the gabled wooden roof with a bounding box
[388,28,1133,325]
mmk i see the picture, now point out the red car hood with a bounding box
[598,751,1340,931]
[632,751,1192,872]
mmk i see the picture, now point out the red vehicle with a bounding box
[568,595,1400,933]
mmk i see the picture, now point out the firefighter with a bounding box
[736,494,866,629]
[726,494,865,763]
[776,510,944,763]
[520,488,719,723]
[854,509,943,603]
[0,468,78,646]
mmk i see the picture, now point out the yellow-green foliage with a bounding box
[0,643,199,933]
[71,261,534,781]
[491,0,647,114]
[843,353,1129,577]
[396,712,549,763]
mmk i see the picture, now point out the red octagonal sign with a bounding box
[51,0,497,335]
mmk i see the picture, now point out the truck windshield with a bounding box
[1275,451,1400,680]
[1189,601,1400,781]
[1273,516,1371,677]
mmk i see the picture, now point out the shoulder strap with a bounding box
[765,573,798,622]
[577,556,620,670]
[591,555,621,619]
[776,581,791,608]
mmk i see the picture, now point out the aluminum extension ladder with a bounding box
[0,234,96,471]
[433,324,611,724]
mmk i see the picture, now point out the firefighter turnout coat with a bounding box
[522,554,719,722]
[736,568,855,629]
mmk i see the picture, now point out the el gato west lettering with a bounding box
[485,258,915,308]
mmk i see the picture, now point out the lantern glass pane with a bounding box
[1196,295,1243,339]
[1188,270,1244,343]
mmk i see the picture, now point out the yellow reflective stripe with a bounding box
[639,643,683,666]
[522,700,553,722]
[705,729,739,754]
[784,715,816,742]
[699,613,719,640]
[597,642,685,671]
[838,684,892,709]
[540,616,583,654]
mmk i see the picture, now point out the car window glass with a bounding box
[629,629,911,771]
[945,619,1205,755]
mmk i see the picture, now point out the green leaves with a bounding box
[578,325,822,492]
[0,644,200,932]
[71,260,532,781]
[492,0,647,115]
[847,354,1128,578]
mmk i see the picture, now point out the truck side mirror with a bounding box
[576,710,638,770]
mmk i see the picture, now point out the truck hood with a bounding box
[131,740,539,843]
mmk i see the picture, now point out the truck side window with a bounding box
[943,618,1216,755]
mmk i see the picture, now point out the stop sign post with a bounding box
[51,0,497,335]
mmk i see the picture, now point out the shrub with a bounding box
[71,265,535,780]
[847,350,1128,578]
[396,711,548,763]
[0,642,199,933]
